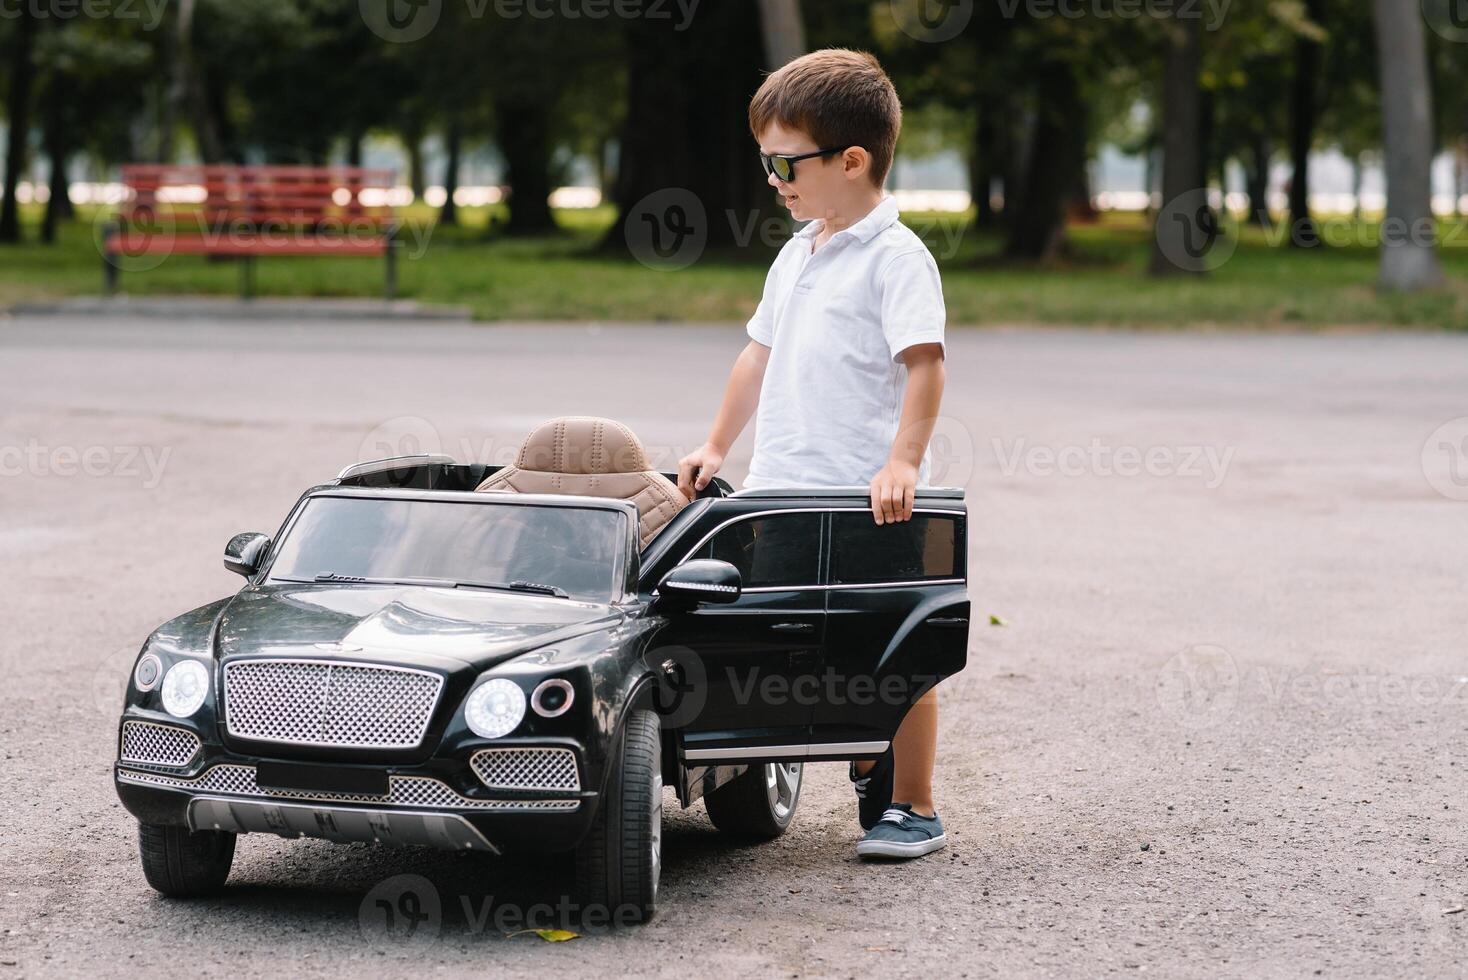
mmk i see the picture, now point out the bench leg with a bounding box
[104,256,118,296]
[385,243,397,301]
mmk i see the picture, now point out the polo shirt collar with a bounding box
[794,196,900,245]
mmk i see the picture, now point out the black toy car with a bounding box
[114,417,970,921]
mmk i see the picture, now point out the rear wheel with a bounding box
[575,709,661,924]
[137,822,235,897]
[704,762,803,839]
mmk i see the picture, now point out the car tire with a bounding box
[137,822,236,897]
[575,708,661,924]
[703,762,803,840]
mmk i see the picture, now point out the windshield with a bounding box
[267,496,627,603]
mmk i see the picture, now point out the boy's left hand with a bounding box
[869,459,918,525]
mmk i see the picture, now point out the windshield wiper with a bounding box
[312,572,458,587]
[454,579,569,598]
[307,572,569,598]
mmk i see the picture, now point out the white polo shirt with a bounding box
[742,196,947,490]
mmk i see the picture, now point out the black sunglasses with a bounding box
[759,147,845,182]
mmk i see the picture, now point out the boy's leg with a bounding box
[890,686,937,816]
[852,687,937,795]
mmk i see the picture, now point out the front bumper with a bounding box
[115,747,601,853]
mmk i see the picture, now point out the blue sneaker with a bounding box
[848,750,894,831]
[855,803,946,859]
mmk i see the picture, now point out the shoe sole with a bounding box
[856,833,946,860]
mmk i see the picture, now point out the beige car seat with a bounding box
[474,416,690,549]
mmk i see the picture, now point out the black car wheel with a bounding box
[704,761,803,839]
[575,708,661,924]
[137,822,236,897]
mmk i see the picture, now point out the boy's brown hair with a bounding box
[748,48,902,187]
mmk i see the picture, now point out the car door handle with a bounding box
[770,622,815,632]
[924,616,968,628]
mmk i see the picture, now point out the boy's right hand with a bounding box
[677,443,725,500]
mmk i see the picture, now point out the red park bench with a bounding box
[103,164,400,299]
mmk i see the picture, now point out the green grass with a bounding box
[3,204,1466,327]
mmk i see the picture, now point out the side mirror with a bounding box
[224,532,271,578]
[656,558,742,608]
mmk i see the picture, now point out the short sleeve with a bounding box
[879,249,946,363]
[745,257,780,347]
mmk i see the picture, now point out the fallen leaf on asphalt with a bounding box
[507,929,580,942]
[989,614,1008,626]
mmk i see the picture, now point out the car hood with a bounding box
[213,583,622,671]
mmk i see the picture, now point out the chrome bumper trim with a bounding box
[187,796,500,853]
[682,740,889,761]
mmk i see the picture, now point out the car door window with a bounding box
[829,512,962,585]
[698,512,822,589]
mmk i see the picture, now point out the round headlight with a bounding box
[465,678,526,739]
[161,660,210,718]
[133,653,162,692]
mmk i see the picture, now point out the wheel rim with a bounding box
[764,762,802,822]
[650,770,663,899]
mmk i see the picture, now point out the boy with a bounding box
[675,49,948,859]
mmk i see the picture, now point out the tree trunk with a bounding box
[41,73,72,244]
[346,129,364,168]
[1287,0,1323,247]
[1245,134,1270,226]
[970,98,1004,229]
[495,99,556,235]
[0,6,38,244]
[1371,0,1444,290]
[1004,59,1082,262]
[756,0,805,69]
[1149,15,1205,275]
[440,121,461,227]
[404,129,426,202]
[606,0,778,254]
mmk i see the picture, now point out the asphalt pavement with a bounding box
[2,315,1466,978]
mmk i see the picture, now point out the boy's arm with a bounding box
[870,342,945,524]
[676,339,770,499]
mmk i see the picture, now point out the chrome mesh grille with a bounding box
[223,659,443,748]
[118,764,579,811]
[471,748,580,791]
[118,721,201,768]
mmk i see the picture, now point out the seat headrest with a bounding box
[516,416,653,475]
